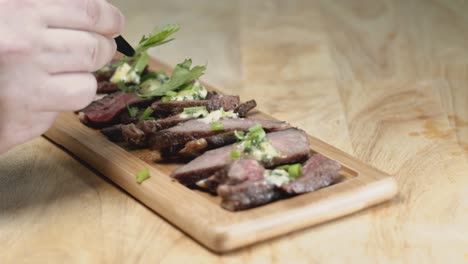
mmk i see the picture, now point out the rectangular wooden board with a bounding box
[44,59,398,253]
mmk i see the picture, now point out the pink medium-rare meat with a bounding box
[79,91,153,126]
[149,118,290,151]
[281,154,341,194]
[171,128,310,186]
[196,159,265,192]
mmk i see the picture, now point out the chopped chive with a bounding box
[139,107,154,121]
[288,164,302,178]
[210,121,224,131]
[230,148,241,160]
[136,168,150,184]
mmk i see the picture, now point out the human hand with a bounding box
[0,0,124,153]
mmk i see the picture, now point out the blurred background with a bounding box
[110,0,468,152]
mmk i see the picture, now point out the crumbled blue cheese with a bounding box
[110,63,141,84]
[264,169,291,187]
[236,140,280,163]
[198,109,238,124]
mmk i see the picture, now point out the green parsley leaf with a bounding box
[136,168,150,184]
[138,59,206,98]
[135,24,180,53]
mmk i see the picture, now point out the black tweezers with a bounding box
[114,36,135,57]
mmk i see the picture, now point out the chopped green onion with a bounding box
[249,124,263,133]
[276,164,290,171]
[234,130,245,140]
[210,121,224,131]
[126,105,139,118]
[230,148,241,160]
[288,164,302,178]
[136,168,150,184]
[161,96,171,103]
[139,107,154,121]
[183,106,207,115]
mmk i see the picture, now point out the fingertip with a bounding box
[111,5,125,38]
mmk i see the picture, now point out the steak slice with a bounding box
[149,118,290,151]
[97,81,118,93]
[235,100,257,117]
[217,180,282,211]
[151,95,240,117]
[79,91,153,126]
[171,128,310,186]
[121,123,146,147]
[281,154,341,194]
[178,131,238,157]
[100,124,124,142]
[196,159,265,193]
[120,115,194,147]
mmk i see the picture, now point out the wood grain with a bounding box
[1,0,468,262]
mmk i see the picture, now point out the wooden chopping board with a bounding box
[43,59,398,253]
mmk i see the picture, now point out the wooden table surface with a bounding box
[1,1,467,263]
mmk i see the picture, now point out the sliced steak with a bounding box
[97,81,118,93]
[281,154,341,194]
[178,131,238,157]
[100,124,124,142]
[79,91,153,126]
[150,118,290,151]
[217,180,282,211]
[151,95,240,117]
[235,100,257,117]
[171,128,310,186]
[196,159,265,193]
[120,115,195,147]
[121,123,146,147]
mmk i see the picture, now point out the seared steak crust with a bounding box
[218,180,282,211]
[151,95,240,118]
[79,91,153,126]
